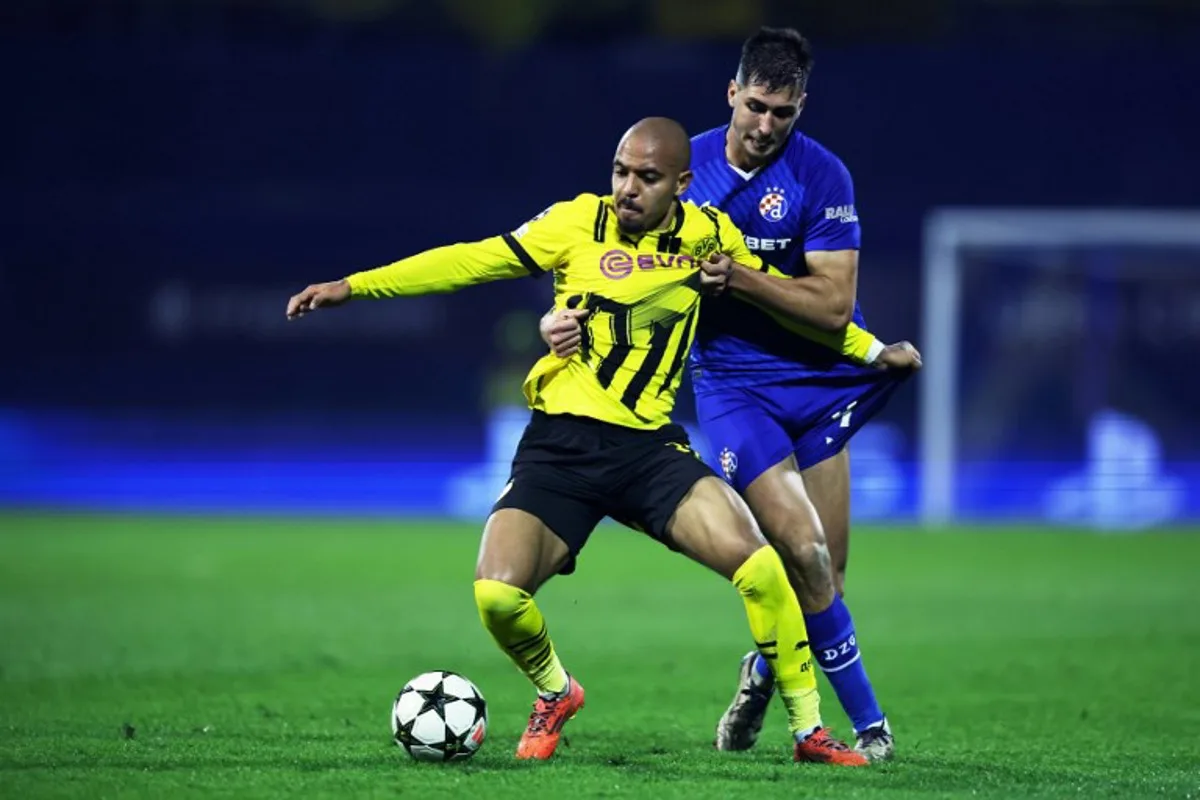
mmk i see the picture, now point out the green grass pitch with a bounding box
[1,512,1198,798]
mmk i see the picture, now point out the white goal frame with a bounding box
[919,208,1200,524]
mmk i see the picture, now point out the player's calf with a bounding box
[474,579,570,697]
[800,447,851,596]
[744,463,837,611]
[742,458,890,745]
[772,535,837,612]
[475,579,585,760]
[731,545,865,766]
[666,478,862,763]
[474,509,584,759]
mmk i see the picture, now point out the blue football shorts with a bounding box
[694,368,909,493]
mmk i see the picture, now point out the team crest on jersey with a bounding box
[758,186,789,223]
[692,236,719,260]
[719,447,738,482]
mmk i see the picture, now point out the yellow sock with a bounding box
[474,579,570,696]
[732,546,822,736]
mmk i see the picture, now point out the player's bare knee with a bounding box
[473,561,526,586]
[730,517,772,574]
[474,540,534,586]
[474,509,558,590]
[769,523,831,577]
[673,477,767,576]
[773,534,836,612]
[719,492,769,561]
[710,517,768,580]
[731,536,768,576]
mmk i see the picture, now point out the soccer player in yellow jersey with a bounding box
[285,118,879,766]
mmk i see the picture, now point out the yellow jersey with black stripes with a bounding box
[344,192,879,430]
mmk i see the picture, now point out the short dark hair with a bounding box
[736,27,814,93]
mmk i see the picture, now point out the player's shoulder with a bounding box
[680,198,740,243]
[548,192,606,216]
[681,196,728,224]
[782,131,853,184]
[689,126,729,167]
[524,193,606,229]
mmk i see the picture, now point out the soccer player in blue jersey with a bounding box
[541,28,920,761]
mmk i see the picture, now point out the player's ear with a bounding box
[676,169,693,197]
[796,91,808,114]
[727,80,738,107]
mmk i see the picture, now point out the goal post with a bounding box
[919,208,1200,526]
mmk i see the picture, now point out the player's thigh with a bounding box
[741,452,838,612]
[742,452,828,566]
[800,446,851,593]
[611,425,764,580]
[475,508,572,594]
[479,469,606,591]
[665,476,769,581]
[788,369,908,593]
[695,388,794,495]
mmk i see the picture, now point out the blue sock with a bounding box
[805,595,884,733]
[751,651,773,682]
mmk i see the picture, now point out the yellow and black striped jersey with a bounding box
[345,192,878,430]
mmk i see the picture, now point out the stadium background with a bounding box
[5,0,1198,526]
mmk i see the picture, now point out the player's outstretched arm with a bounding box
[345,238,540,299]
[284,237,542,321]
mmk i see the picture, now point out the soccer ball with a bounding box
[392,671,488,762]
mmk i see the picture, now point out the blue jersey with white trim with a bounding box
[683,126,868,383]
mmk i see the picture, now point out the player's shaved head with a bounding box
[612,117,693,236]
[618,117,692,174]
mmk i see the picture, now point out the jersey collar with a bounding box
[723,125,791,180]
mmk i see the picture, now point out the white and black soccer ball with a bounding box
[392,671,488,762]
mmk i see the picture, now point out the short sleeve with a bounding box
[803,155,862,252]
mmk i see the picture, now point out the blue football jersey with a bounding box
[683,126,867,382]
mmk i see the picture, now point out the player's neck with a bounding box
[653,201,679,233]
[724,127,767,174]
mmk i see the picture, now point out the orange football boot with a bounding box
[793,727,870,766]
[515,677,586,760]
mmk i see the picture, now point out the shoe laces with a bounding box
[526,696,558,735]
[857,724,891,746]
[808,728,852,751]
